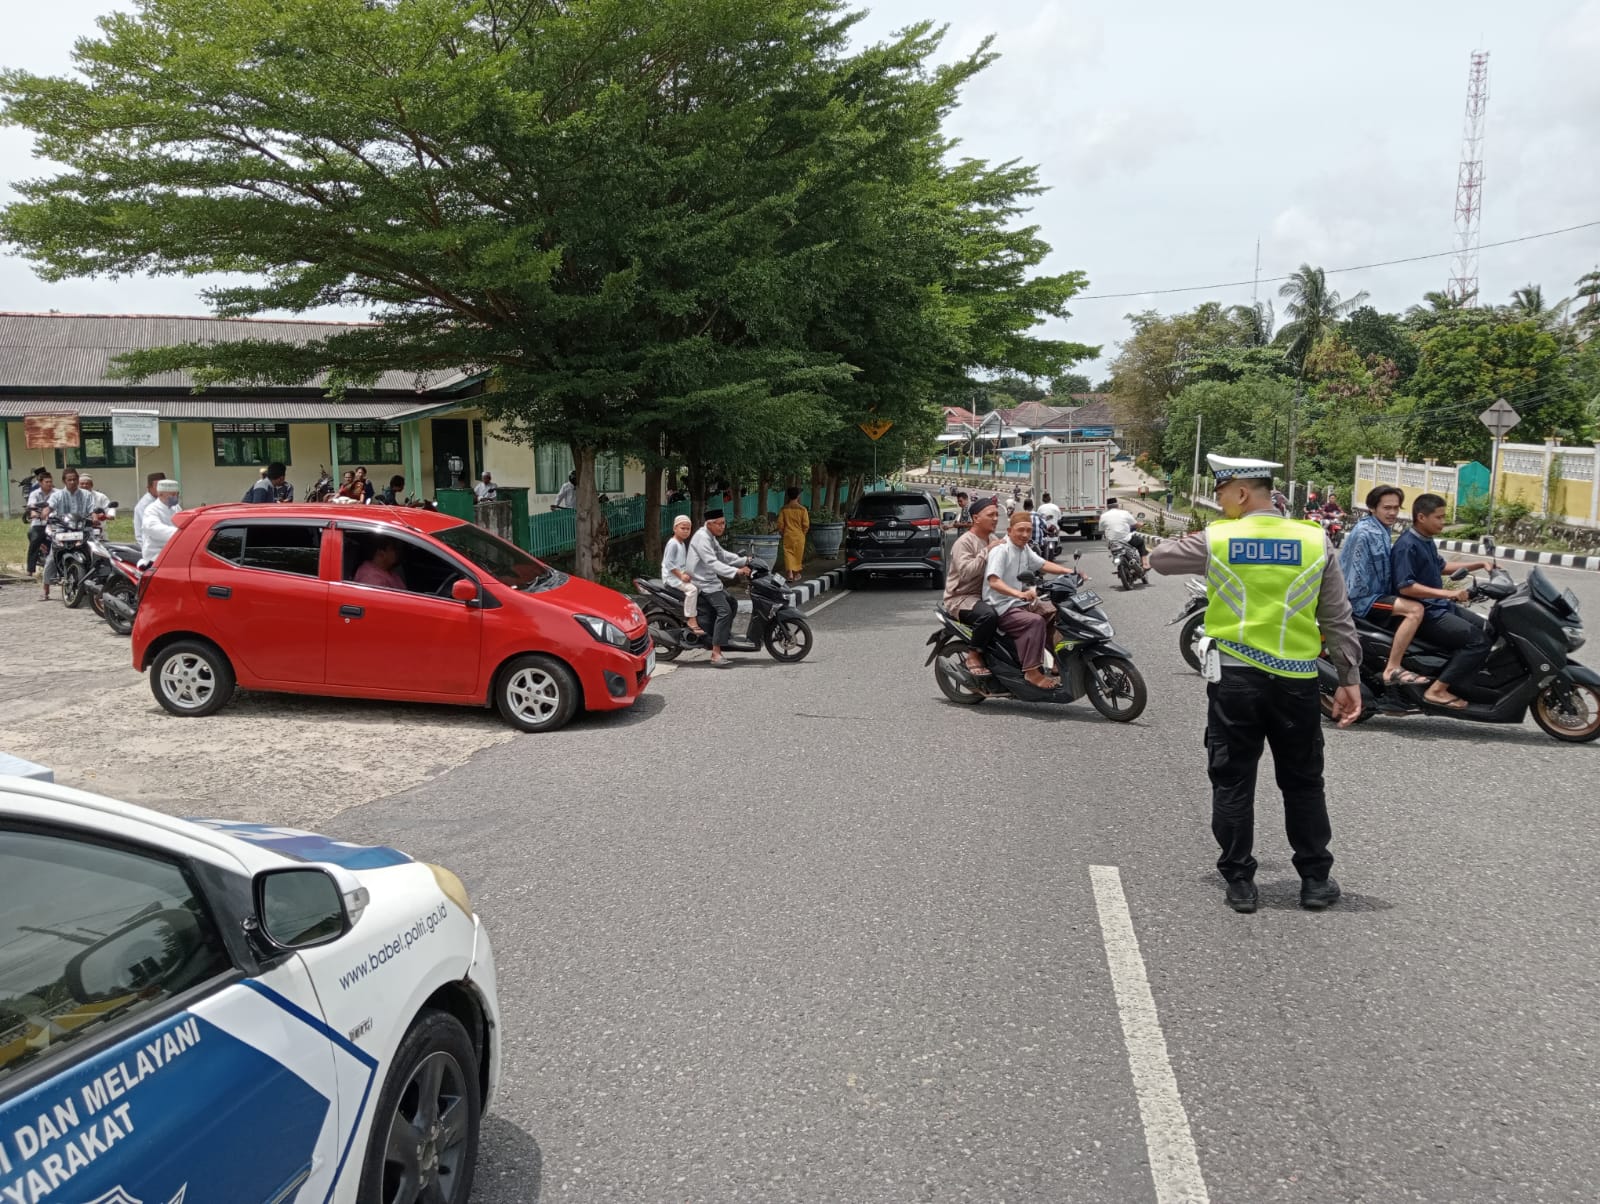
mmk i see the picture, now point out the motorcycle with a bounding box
[634,557,813,663]
[48,511,110,607]
[1309,508,1345,548]
[304,466,337,503]
[1317,550,1598,742]
[1109,534,1148,591]
[96,551,145,636]
[1169,576,1207,672]
[926,557,1148,721]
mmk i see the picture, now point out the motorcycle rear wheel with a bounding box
[1532,681,1600,743]
[103,578,136,636]
[1117,558,1138,591]
[1178,611,1205,673]
[647,618,683,662]
[1084,654,1147,722]
[934,643,986,705]
[61,563,88,609]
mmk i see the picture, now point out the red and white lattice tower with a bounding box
[1448,51,1490,305]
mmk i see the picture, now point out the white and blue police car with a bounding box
[0,776,500,1204]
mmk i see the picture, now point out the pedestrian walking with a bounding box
[776,487,810,583]
[1149,455,1363,914]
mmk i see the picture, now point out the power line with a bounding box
[1072,219,1600,302]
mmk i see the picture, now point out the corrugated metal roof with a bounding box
[0,396,459,422]
[0,312,456,392]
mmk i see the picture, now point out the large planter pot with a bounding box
[741,533,783,564]
[808,522,845,557]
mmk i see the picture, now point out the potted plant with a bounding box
[808,508,845,557]
[729,514,782,564]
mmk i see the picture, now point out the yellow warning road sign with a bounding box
[858,420,894,441]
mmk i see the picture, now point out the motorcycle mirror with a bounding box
[1449,567,1472,581]
[1482,535,1495,554]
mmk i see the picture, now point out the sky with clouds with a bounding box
[3,0,1598,378]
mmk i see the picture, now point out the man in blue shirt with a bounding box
[1339,485,1428,686]
[1390,493,1496,709]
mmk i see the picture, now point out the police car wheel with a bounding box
[360,1009,482,1204]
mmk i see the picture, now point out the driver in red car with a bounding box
[354,536,407,591]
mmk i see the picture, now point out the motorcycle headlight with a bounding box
[575,614,629,648]
[1564,627,1585,652]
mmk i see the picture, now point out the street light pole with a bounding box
[1191,412,1203,503]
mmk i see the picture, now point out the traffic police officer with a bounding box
[1151,455,1363,913]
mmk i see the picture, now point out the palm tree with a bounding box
[1276,265,1369,374]
[1573,270,1600,338]
[1404,288,1474,322]
[1227,300,1275,347]
[1507,283,1569,329]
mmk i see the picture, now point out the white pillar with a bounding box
[1588,444,1600,528]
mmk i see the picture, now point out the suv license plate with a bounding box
[875,529,911,541]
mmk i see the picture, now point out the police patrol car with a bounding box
[0,776,500,1204]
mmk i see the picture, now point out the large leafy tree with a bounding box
[1400,312,1589,461]
[1107,302,1255,456]
[1340,305,1418,383]
[1,0,1086,575]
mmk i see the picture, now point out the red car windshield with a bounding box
[434,523,563,591]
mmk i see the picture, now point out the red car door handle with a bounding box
[339,604,364,619]
[207,585,231,598]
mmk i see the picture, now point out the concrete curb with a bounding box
[786,568,846,607]
[1437,539,1600,573]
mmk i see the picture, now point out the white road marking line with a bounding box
[1088,865,1211,1204]
[805,589,851,616]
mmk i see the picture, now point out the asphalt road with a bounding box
[333,553,1600,1203]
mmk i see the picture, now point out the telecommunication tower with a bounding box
[1448,51,1490,305]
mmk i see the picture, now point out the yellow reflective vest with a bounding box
[1204,516,1327,678]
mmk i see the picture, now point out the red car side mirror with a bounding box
[451,579,478,603]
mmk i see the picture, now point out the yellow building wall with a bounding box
[1497,471,1543,510]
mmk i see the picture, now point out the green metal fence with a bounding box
[522,486,852,558]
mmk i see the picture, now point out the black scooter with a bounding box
[635,557,814,663]
[1169,576,1207,672]
[926,558,1148,721]
[1317,551,1598,742]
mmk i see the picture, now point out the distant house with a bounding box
[0,312,643,516]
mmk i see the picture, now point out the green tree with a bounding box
[1,0,1087,576]
[1298,335,1403,481]
[1161,376,1296,469]
[1275,264,1369,373]
[1340,305,1419,382]
[1401,312,1588,462]
[1107,302,1252,458]
[1050,371,1093,396]
[1573,270,1600,337]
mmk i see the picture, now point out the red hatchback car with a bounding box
[130,504,654,732]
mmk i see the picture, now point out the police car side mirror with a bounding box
[252,866,366,952]
[65,908,207,1004]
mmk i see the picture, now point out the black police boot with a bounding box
[1224,879,1258,913]
[1300,876,1342,910]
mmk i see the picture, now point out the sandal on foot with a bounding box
[1424,693,1468,710]
[1383,669,1432,686]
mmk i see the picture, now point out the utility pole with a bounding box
[1286,390,1301,511]
[1191,412,1203,503]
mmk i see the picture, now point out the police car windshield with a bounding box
[434,523,564,592]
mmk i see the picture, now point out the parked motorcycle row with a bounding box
[37,504,145,636]
[1166,537,1599,744]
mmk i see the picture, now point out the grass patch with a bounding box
[1,516,136,575]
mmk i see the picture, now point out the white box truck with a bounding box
[1030,441,1110,540]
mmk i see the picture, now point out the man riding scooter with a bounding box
[941,494,1003,676]
[1392,493,1496,710]
[986,508,1082,689]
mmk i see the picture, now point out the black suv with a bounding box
[843,491,945,588]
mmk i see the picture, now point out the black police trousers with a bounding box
[1204,667,1333,883]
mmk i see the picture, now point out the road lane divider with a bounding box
[1088,865,1210,1204]
[805,589,850,616]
